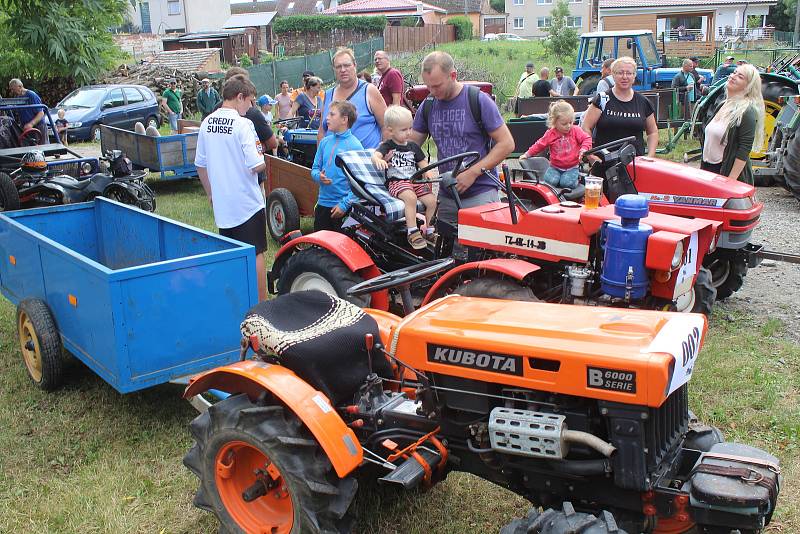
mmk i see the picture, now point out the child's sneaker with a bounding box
[408,230,427,250]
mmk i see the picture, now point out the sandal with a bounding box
[408,230,427,250]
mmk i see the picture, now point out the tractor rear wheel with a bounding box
[705,253,747,301]
[0,172,20,212]
[781,129,800,202]
[278,247,370,307]
[579,75,600,96]
[455,275,537,301]
[184,393,357,534]
[17,299,64,391]
[501,502,628,534]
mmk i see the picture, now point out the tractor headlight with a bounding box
[68,122,82,128]
[723,196,754,210]
[671,241,685,270]
[80,162,93,175]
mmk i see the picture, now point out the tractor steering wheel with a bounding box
[347,258,455,297]
[583,136,637,160]
[409,151,480,184]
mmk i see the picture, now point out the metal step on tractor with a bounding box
[181,282,781,533]
[268,142,720,316]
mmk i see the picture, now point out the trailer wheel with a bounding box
[781,130,800,202]
[17,299,64,391]
[267,188,300,242]
[184,393,356,534]
[579,75,600,96]
[278,247,370,307]
[455,275,537,301]
[0,171,20,212]
[705,253,747,300]
[501,502,629,534]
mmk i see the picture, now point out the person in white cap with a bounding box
[197,78,221,120]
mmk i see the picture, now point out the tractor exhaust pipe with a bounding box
[378,448,442,489]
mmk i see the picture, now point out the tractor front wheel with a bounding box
[184,393,357,534]
[454,275,537,301]
[277,247,370,307]
[705,253,747,301]
[0,172,20,212]
[501,502,629,534]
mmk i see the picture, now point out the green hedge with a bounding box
[447,16,473,41]
[273,15,387,34]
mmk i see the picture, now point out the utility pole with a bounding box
[795,0,800,46]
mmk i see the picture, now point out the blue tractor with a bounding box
[573,30,714,94]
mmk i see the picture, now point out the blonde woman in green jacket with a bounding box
[700,64,765,184]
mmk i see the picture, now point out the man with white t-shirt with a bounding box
[195,75,268,300]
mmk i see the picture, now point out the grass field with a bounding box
[0,133,797,530]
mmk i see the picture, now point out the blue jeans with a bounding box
[543,166,579,189]
[168,111,181,132]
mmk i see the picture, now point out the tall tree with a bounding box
[0,0,127,84]
[546,0,579,59]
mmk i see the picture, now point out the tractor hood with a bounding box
[630,156,756,200]
[388,296,707,407]
[653,67,714,85]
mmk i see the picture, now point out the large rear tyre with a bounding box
[455,275,537,301]
[277,247,370,307]
[579,75,600,96]
[705,253,747,300]
[16,299,64,391]
[184,393,357,534]
[0,171,20,211]
[267,188,300,242]
[781,130,800,202]
[501,502,629,534]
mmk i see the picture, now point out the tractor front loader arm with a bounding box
[184,360,363,478]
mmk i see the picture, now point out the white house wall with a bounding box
[185,0,231,32]
[505,0,591,39]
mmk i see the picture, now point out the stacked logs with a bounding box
[100,63,221,117]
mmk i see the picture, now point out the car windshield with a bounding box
[59,88,107,109]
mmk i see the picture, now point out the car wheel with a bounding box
[91,124,102,142]
[146,115,160,129]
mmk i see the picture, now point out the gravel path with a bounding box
[716,186,800,343]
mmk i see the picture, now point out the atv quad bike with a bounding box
[0,149,156,212]
[268,147,720,315]
[183,287,781,533]
[508,136,761,302]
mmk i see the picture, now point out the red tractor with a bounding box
[182,287,781,533]
[268,145,720,315]
[507,133,763,302]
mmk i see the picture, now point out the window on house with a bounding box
[287,1,295,9]
[513,17,524,29]
[167,0,180,15]
[566,16,582,27]
[537,0,552,5]
[537,17,551,28]
[513,0,524,5]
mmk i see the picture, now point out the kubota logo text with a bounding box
[427,344,523,376]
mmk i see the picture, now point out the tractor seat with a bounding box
[336,149,424,223]
[240,290,393,405]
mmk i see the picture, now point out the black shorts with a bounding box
[219,208,268,254]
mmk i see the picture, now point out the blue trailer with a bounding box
[100,124,197,180]
[0,198,257,392]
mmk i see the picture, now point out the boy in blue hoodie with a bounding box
[311,101,363,232]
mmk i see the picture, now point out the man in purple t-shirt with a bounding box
[374,50,404,106]
[411,51,514,233]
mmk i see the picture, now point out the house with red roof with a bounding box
[323,0,448,25]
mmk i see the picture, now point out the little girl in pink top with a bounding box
[519,100,592,188]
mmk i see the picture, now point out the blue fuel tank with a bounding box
[600,195,653,300]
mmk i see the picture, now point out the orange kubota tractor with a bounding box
[183,285,781,534]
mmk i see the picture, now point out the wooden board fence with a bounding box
[384,25,455,53]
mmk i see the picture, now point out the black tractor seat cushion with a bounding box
[240,290,393,405]
[336,149,424,223]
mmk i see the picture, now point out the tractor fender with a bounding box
[184,360,363,478]
[421,258,540,305]
[269,230,389,310]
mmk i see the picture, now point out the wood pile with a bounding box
[101,63,221,116]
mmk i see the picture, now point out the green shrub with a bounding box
[239,53,253,67]
[447,16,474,41]
[273,15,386,34]
[400,16,418,27]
